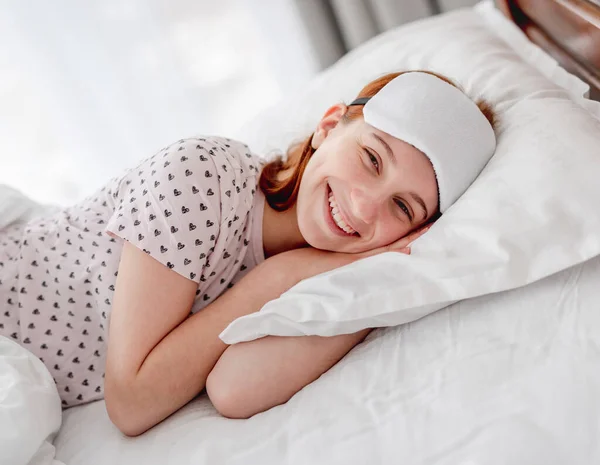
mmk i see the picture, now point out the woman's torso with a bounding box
[0,135,266,407]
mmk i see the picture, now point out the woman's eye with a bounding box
[395,199,412,220]
[365,150,379,172]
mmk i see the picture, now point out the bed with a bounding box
[495,0,600,100]
[9,1,600,464]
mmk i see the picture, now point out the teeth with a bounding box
[328,192,356,235]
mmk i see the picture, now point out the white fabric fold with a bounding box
[0,336,64,465]
[0,185,57,230]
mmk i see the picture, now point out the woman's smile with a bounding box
[324,183,359,238]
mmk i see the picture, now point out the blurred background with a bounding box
[0,0,478,207]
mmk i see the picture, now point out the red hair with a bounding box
[259,71,496,213]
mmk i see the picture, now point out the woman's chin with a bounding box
[308,239,367,255]
[300,224,369,254]
[304,235,340,252]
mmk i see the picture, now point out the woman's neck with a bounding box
[262,199,307,259]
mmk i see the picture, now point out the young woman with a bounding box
[0,70,496,436]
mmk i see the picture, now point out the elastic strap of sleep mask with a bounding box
[348,97,371,106]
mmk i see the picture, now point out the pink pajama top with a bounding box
[0,136,267,407]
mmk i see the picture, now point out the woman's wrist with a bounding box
[263,248,308,288]
[267,247,354,285]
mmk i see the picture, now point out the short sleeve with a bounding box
[105,138,224,283]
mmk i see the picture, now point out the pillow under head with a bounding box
[222,6,600,343]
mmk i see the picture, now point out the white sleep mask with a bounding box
[349,72,497,213]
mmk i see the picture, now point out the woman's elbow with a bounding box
[104,379,147,437]
[205,368,261,419]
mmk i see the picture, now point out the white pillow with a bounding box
[221,7,600,343]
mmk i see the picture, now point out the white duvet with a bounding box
[0,337,64,465]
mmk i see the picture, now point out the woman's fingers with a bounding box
[395,224,432,248]
[384,243,411,254]
[358,223,432,259]
[413,223,432,239]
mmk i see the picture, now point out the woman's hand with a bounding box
[356,223,432,258]
[277,223,432,284]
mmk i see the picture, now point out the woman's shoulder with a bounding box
[103,135,263,188]
[102,135,265,284]
[168,135,265,175]
[98,135,264,212]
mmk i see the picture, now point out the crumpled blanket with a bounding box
[0,184,57,230]
[0,336,65,465]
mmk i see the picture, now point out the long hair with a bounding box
[258,71,497,213]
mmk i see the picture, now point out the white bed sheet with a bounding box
[54,252,600,464]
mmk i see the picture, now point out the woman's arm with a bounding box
[205,226,433,418]
[206,329,372,419]
[104,242,303,437]
[106,224,425,435]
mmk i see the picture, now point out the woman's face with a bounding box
[296,104,439,254]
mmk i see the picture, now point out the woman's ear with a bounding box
[311,103,348,149]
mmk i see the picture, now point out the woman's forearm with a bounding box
[109,245,370,435]
[206,329,372,419]
[112,254,301,436]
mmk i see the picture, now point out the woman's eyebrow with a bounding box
[410,192,428,220]
[371,133,396,165]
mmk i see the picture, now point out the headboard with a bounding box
[494,0,600,101]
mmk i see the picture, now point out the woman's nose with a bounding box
[350,187,378,224]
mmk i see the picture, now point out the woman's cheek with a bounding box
[381,220,407,245]
[336,148,364,177]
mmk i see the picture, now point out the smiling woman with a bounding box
[0,68,499,435]
[259,70,497,255]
